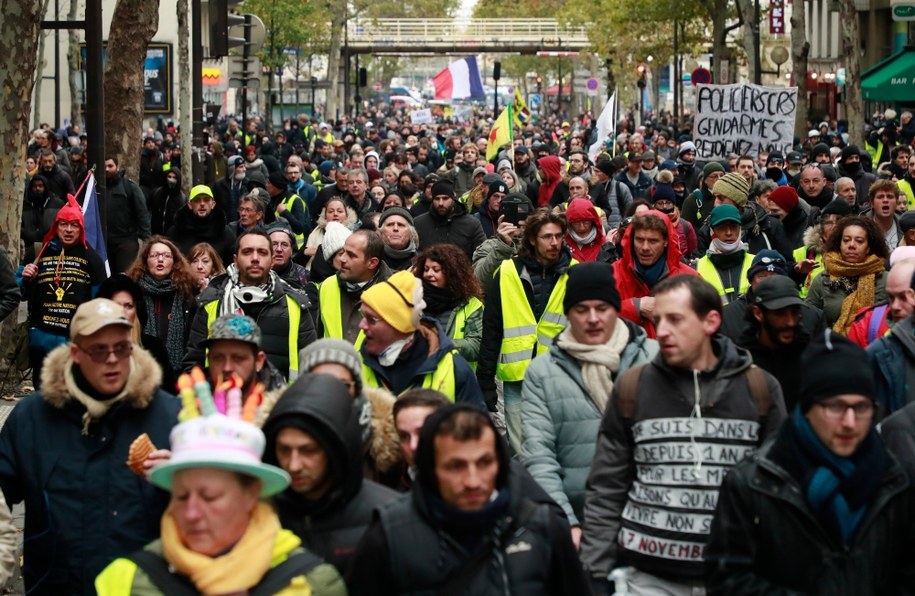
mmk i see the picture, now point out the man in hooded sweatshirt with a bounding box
[21,174,65,263]
[260,373,399,577]
[837,145,878,209]
[347,404,590,595]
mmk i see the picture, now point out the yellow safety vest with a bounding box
[900,179,915,211]
[277,193,306,249]
[496,259,575,382]
[792,245,825,298]
[451,296,484,370]
[318,278,365,348]
[696,253,754,304]
[362,350,457,400]
[204,296,300,381]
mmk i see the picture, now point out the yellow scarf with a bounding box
[161,502,279,595]
[822,251,885,335]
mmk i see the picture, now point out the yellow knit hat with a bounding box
[361,270,421,333]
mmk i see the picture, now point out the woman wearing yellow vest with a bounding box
[414,244,484,369]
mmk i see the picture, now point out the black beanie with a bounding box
[487,180,508,200]
[840,145,861,164]
[267,170,288,189]
[430,179,455,198]
[799,330,875,412]
[563,262,622,313]
[821,198,852,218]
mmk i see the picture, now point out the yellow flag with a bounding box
[513,88,531,127]
[486,104,513,162]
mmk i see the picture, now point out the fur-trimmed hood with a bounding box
[40,342,163,409]
[803,224,827,255]
[364,386,403,474]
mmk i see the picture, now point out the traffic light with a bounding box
[209,0,246,58]
[535,75,543,92]
[636,64,647,89]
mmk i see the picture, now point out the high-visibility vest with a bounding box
[900,179,915,210]
[362,350,457,400]
[696,253,753,304]
[792,245,825,298]
[318,278,365,348]
[204,296,300,381]
[451,297,484,370]
[496,259,574,382]
[276,193,306,249]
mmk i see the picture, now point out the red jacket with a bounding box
[847,303,891,348]
[564,198,607,262]
[611,209,699,338]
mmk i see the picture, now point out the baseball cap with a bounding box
[69,298,132,340]
[201,314,262,348]
[753,275,804,310]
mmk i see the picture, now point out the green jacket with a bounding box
[520,321,658,526]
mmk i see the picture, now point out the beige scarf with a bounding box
[555,322,630,412]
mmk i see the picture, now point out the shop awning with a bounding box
[861,47,915,103]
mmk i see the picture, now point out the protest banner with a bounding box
[410,108,434,124]
[692,83,797,159]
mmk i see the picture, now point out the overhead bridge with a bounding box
[345,18,591,55]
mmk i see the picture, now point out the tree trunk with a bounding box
[104,0,159,180]
[840,0,864,145]
[707,0,729,83]
[736,0,757,84]
[324,5,345,120]
[33,12,49,129]
[67,0,82,128]
[2,0,44,261]
[177,0,192,195]
[790,0,810,139]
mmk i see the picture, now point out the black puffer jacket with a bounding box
[262,373,398,575]
[21,174,65,262]
[413,200,486,259]
[706,421,915,595]
[346,405,591,595]
[182,273,316,379]
[166,204,236,265]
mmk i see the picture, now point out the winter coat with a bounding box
[472,236,516,292]
[106,170,152,244]
[521,321,658,526]
[705,423,915,595]
[166,204,237,266]
[361,318,486,409]
[39,164,75,200]
[95,530,346,596]
[694,202,794,261]
[564,199,609,262]
[413,201,486,260]
[183,273,316,380]
[590,178,633,229]
[442,162,478,196]
[0,344,179,595]
[837,163,877,208]
[147,172,187,236]
[477,247,575,397]
[806,267,887,331]
[881,400,915,482]
[612,210,700,338]
[615,169,652,200]
[781,202,816,250]
[681,186,715,227]
[847,303,892,348]
[212,175,247,223]
[867,315,915,417]
[260,374,399,575]
[579,336,786,583]
[20,174,65,262]
[346,408,591,596]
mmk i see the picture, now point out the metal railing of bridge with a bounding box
[346,18,590,50]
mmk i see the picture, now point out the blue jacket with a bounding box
[0,344,179,595]
[361,317,486,409]
[867,316,915,417]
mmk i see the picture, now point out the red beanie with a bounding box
[769,185,799,212]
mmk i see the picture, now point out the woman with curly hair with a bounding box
[414,243,484,368]
[127,236,199,372]
[806,215,888,334]
[188,242,225,291]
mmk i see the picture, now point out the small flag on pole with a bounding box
[588,92,617,162]
[486,104,514,162]
[513,88,531,127]
[81,173,110,276]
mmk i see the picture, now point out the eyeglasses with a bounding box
[148,251,174,260]
[360,311,383,326]
[817,400,874,420]
[77,341,132,363]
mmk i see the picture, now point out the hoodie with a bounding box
[536,155,562,208]
[564,198,607,262]
[262,373,398,573]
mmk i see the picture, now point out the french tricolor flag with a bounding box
[432,57,485,100]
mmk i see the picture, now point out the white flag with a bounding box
[589,92,617,162]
